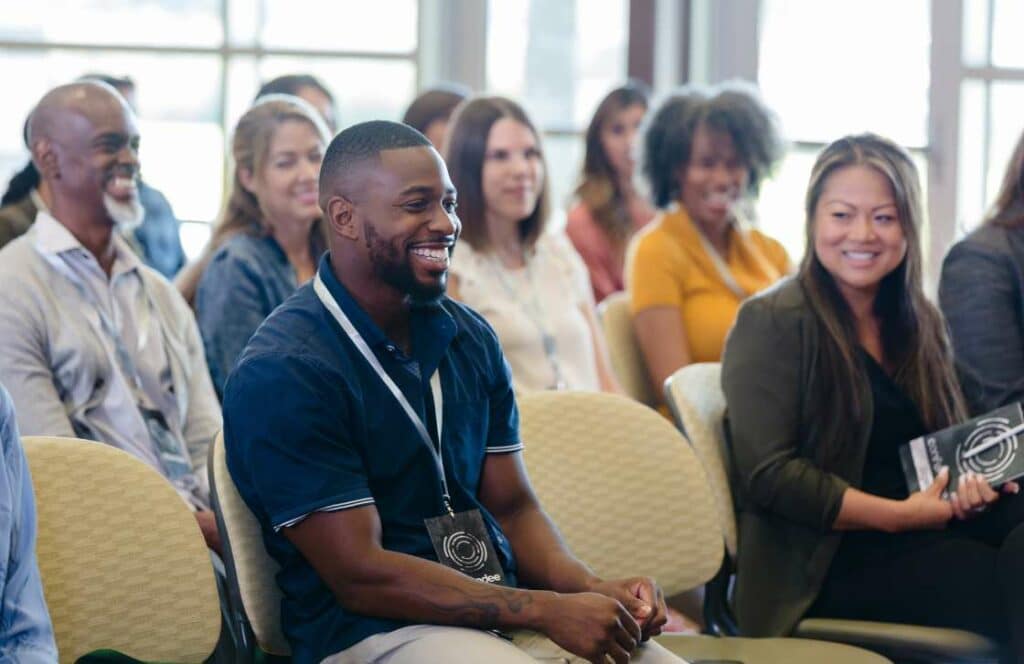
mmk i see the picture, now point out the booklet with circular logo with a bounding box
[900,402,1024,497]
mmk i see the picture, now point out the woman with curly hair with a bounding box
[627,82,789,404]
[567,81,655,303]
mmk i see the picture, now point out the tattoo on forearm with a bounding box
[422,585,533,628]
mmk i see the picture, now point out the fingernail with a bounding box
[959,475,966,487]
[638,604,651,616]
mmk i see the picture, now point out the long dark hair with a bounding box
[643,81,783,209]
[986,127,1024,228]
[574,81,649,246]
[444,96,550,252]
[800,134,965,470]
[3,116,40,206]
[402,84,470,134]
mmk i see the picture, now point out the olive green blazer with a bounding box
[721,277,873,636]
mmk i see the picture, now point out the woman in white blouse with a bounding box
[444,96,619,394]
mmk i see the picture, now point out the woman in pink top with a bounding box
[567,82,656,303]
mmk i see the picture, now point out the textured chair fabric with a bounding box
[664,362,737,558]
[597,292,658,407]
[24,435,221,663]
[663,364,1001,663]
[210,431,291,657]
[518,391,891,664]
[519,390,722,595]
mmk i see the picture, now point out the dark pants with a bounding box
[807,492,1024,662]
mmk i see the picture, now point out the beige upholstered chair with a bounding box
[665,363,1002,663]
[209,431,291,659]
[518,391,890,664]
[597,292,658,407]
[24,435,221,664]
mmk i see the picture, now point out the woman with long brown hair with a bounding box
[940,128,1024,416]
[445,96,620,394]
[723,133,1024,657]
[177,95,329,398]
[566,81,654,303]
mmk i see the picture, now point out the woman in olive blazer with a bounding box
[722,134,1024,653]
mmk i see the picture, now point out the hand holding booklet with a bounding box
[900,403,1024,496]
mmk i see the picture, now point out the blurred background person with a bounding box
[446,96,620,394]
[402,82,470,149]
[941,127,1024,416]
[180,96,329,399]
[256,73,337,134]
[0,381,57,664]
[628,82,789,408]
[566,81,654,303]
[0,73,186,278]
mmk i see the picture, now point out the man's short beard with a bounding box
[366,224,446,305]
[103,193,145,233]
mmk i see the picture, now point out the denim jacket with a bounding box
[0,383,58,663]
[195,234,299,399]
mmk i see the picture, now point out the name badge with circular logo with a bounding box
[425,509,507,585]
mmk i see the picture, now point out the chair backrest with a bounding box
[209,431,291,656]
[518,391,723,597]
[23,436,221,664]
[597,292,658,407]
[664,363,738,558]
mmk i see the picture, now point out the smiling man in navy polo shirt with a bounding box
[223,120,682,664]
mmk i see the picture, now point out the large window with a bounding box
[0,0,419,258]
[956,0,1024,234]
[755,0,931,262]
[486,0,629,225]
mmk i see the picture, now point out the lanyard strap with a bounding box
[44,252,193,481]
[487,252,566,390]
[693,226,747,300]
[314,273,452,514]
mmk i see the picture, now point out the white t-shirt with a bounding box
[450,233,600,393]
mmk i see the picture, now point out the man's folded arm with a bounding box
[281,503,550,631]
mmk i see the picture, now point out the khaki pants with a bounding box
[323,624,687,663]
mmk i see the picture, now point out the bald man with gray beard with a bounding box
[0,82,223,552]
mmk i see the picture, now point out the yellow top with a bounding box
[626,206,790,364]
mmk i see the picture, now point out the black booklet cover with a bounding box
[900,403,1024,495]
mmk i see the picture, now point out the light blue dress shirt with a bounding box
[0,382,57,663]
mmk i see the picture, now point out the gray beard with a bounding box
[104,192,145,233]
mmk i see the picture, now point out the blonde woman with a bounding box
[178,95,329,398]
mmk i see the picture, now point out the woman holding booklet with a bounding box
[722,133,1024,660]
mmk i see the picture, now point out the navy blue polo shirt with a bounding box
[223,254,522,663]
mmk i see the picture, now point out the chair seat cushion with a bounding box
[795,618,1000,661]
[654,633,891,663]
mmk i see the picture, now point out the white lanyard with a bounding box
[487,252,566,390]
[693,226,747,300]
[313,273,452,514]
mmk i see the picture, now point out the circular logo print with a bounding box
[442,530,488,573]
[957,416,1019,483]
